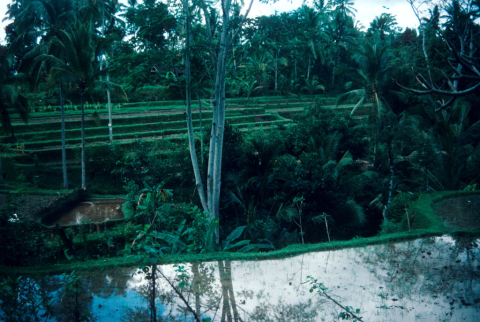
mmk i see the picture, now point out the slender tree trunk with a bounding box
[332,56,336,88]
[199,98,204,166]
[209,18,229,242]
[274,50,278,93]
[100,3,113,144]
[107,66,113,143]
[219,261,233,321]
[0,149,3,183]
[382,142,394,220]
[184,0,209,211]
[191,264,202,318]
[294,59,297,81]
[197,0,252,243]
[150,264,157,322]
[100,61,113,142]
[233,47,237,69]
[60,82,68,189]
[306,57,311,81]
[81,93,86,190]
[225,261,240,322]
[324,217,330,242]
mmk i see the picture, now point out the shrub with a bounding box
[385,192,417,223]
[0,195,56,266]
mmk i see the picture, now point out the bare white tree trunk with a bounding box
[199,98,204,165]
[101,2,113,143]
[106,63,113,143]
[274,50,278,93]
[184,0,209,212]
[186,0,254,243]
[60,82,69,189]
[208,0,231,242]
[81,93,86,190]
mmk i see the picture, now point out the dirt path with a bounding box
[12,106,255,124]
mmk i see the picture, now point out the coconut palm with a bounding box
[23,0,76,189]
[0,45,29,182]
[367,13,399,41]
[13,0,101,189]
[0,46,28,140]
[336,42,398,157]
[224,137,285,232]
[39,20,126,189]
[323,9,358,87]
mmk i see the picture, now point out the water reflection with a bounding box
[2,236,479,321]
[53,200,125,226]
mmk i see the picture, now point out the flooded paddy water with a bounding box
[11,235,480,321]
[52,199,125,226]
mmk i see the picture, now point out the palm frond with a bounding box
[340,199,366,226]
[91,111,100,126]
[94,80,128,101]
[334,150,353,175]
[350,96,366,116]
[276,205,298,223]
[336,89,366,109]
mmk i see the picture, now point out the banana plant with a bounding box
[221,226,274,252]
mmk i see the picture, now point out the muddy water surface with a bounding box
[10,236,480,321]
[433,195,480,229]
[53,199,125,226]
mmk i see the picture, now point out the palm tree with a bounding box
[98,0,124,143]
[26,0,76,190]
[243,52,270,95]
[39,20,126,190]
[14,0,99,189]
[323,9,358,88]
[336,42,397,158]
[224,137,284,232]
[297,5,323,81]
[367,13,399,41]
[0,45,29,181]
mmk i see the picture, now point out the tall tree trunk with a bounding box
[81,93,86,190]
[199,98,204,166]
[60,82,68,189]
[196,0,252,243]
[225,261,240,321]
[294,59,297,81]
[219,261,233,321]
[209,6,230,242]
[0,149,3,183]
[107,66,113,143]
[382,142,394,220]
[274,50,278,93]
[150,264,157,322]
[191,264,202,318]
[184,0,209,211]
[332,56,336,88]
[101,3,113,144]
[100,59,113,143]
[332,44,339,88]
[306,57,311,81]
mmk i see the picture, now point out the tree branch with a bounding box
[156,267,201,322]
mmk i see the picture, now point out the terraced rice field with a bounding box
[1,95,369,170]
